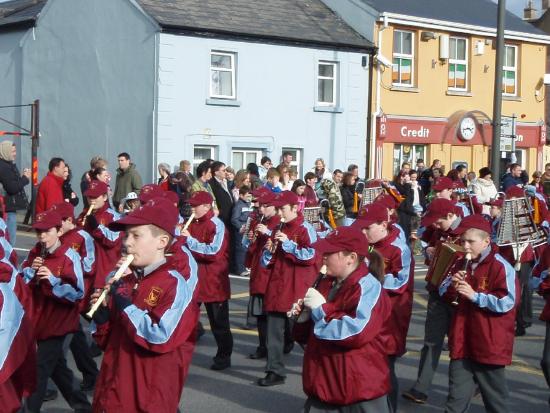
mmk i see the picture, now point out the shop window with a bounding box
[502,45,517,96]
[210,51,236,99]
[448,37,468,91]
[392,30,414,86]
[393,144,426,176]
[231,149,263,171]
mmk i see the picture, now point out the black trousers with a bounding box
[205,301,233,363]
[70,322,99,384]
[516,262,533,328]
[26,336,91,412]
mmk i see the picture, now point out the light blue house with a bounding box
[0,0,374,189]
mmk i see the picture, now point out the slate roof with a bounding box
[0,0,374,51]
[363,0,547,36]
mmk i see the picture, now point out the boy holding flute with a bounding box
[89,197,199,412]
[21,209,91,412]
[439,214,518,413]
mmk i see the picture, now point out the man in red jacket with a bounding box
[352,202,413,412]
[291,226,391,412]
[89,197,199,413]
[440,214,518,412]
[181,190,233,370]
[259,191,318,386]
[35,157,66,215]
[21,209,91,412]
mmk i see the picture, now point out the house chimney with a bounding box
[524,0,537,20]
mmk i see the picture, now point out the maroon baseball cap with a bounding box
[109,197,178,236]
[454,214,492,235]
[257,191,277,206]
[374,194,399,210]
[432,177,454,191]
[420,198,461,227]
[251,187,270,200]
[33,210,63,230]
[84,180,109,198]
[452,180,466,190]
[505,185,524,199]
[188,191,214,207]
[271,191,299,207]
[351,203,389,229]
[314,226,370,256]
[162,190,179,205]
[139,184,163,204]
[51,202,75,220]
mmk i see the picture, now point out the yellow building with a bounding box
[322,0,550,179]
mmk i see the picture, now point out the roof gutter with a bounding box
[380,12,550,45]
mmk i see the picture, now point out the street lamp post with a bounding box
[491,0,506,184]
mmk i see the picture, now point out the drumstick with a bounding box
[183,213,195,232]
[86,254,135,318]
[82,203,95,226]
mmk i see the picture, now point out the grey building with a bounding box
[0,0,374,200]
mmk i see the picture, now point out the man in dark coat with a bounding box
[209,161,234,226]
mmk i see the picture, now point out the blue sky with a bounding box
[0,0,541,19]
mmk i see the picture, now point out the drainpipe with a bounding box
[365,50,375,180]
[371,14,388,179]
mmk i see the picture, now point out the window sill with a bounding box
[446,90,473,97]
[390,86,420,93]
[503,95,521,102]
[205,98,241,107]
[313,106,344,113]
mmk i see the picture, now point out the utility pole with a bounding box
[491,0,506,184]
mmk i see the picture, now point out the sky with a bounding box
[0,0,543,19]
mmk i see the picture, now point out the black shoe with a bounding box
[283,341,294,354]
[248,349,267,360]
[80,378,96,391]
[43,388,58,402]
[210,360,231,371]
[197,322,205,340]
[515,326,526,337]
[258,372,285,387]
[402,388,428,404]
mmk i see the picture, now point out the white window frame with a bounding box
[392,30,414,87]
[317,61,338,106]
[193,145,217,173]
[281,147,302,178]
[231,149,263,171]
[448,37,468,91]
[210,51,236,99]
[503,44,518,97]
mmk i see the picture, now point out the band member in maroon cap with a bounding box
[181,190,233,370]
[402,197,463,404]
[291,226,391,412]
[259,190,319,386]
[78,180,123,289]
[352,202,413,412]
[22,210,91,412]
[90,197,199,412]
[0,260,35,413]
[244,189,281,359]
[440,214,518,413]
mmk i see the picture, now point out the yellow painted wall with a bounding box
[375,25,547,123]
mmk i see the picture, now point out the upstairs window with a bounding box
[503,45,518,96]
[317,61,338,106]
[392,30,414,86]
[448,37,468,90]
[210,51,236,99]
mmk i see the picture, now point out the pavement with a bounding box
[12,228,550,413]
